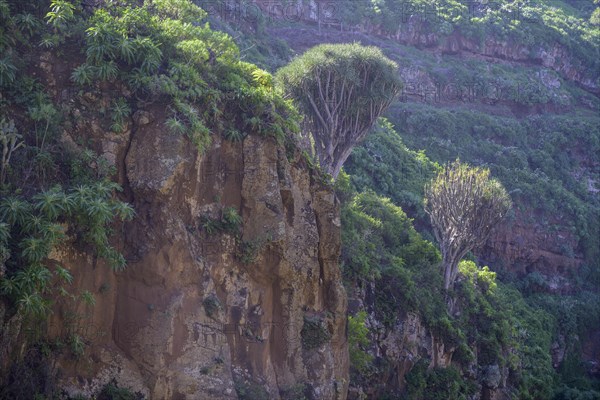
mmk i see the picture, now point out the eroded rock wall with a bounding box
[43,100,348,399]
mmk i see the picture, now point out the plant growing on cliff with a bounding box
[348,311,373,375]
[98,378,145,400]
[300,314,332,350]
[202,294,221,318]
[0,180,134,317]
[276,43,402,178]
[200,206,243,235]
[405,359,477,400]
[424,160,511,291]
[71,0,300,153]
[0,118,24,186]
[234,379,269,400]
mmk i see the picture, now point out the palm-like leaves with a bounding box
[112,201,135,221]
[86,223,108,249]
[127,68,153,92]
[0,55,17,86]
[54,266,73,284]
[103,247,126,271]
[13,264,52,294]
[0,222,10,244]
[85,198,113,223]
[21,214,44,234]
[96,60,118,81]
[0,196,32,225]
[70,184,94,201]
[223,207,242,230]
[110,97,131,132]
[33,186,73,220]
[165,116,187,135]
[224,128,244,142]
[71,64,95,86]
[80,290,96,306]
[135,37,162,74]
[42,222,66,244]
[39,34,60,48]
[119,37,136,64]
[92,181,121,197]
[20,237,49,263]
[69,334,85,357]
[46,0,75,29]
[0,0,9,18]
[14,13,41,37]
[85,27,117,63]
[17,292,49,316]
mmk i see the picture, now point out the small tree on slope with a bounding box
[424,160,511,291]
[276,43,401,179]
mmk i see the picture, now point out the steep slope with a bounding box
[0,1,348,398]
[47,102,348,399]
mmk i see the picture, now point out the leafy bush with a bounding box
[405,359,477,400]
[341,190,441,327]
[234,379,269,400]
[344,119,440,224]
[0,181,134,317]
[300,315,332,350]
[202,294,221,318]
[98,379,144,400]
[200,206,243,235]
[348,311,373,375]
[71,0,300,152]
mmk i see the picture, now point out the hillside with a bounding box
[207,0,600,398]
[0,0,599,399]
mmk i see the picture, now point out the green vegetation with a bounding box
[389,102,600,273]
[276,43,402,178]
[348,311,373,376]
[343,119,439,223]
[234,379,269,400]
[280,383,308,400]
[71,0,299,152]
[200,206,243,235]
[1,0,598,398]
[236,236,270,265]
[337,0,599,80]
[340,189,441,326]
[405,360,477,400]
[0,168,134,320]
[300,314,332,350]
[0,0,301,396]
[97,379,144,400]
[340,119,599,397]
[202,294,222,319]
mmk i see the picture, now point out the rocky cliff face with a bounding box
[1,49,348,397]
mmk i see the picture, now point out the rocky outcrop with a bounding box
[346,285,455,399]
[0,44,348,399]
[31,95,349,399]
[481,210,582,292]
